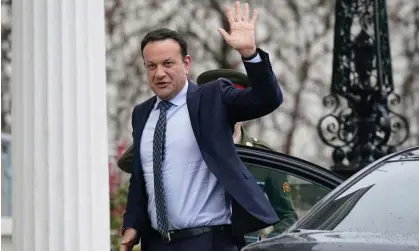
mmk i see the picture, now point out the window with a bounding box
[1,134,12,217]
[244,163,332,243]
[1,133,13,236]
[296,159,419,239]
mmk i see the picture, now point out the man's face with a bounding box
[143,39,191,100]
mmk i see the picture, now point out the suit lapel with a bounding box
[187,81,202,142]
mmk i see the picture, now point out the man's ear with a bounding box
[183,55,192,73]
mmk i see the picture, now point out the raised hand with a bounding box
[218,1,258,58]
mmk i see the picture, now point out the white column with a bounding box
[11,0,110,250]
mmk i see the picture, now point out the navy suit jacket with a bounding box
[122,48,283,244]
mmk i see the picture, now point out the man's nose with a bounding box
[155,65,166,78]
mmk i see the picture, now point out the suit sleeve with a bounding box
[219,48,283,123]
[121,106,142,240]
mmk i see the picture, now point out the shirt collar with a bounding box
[155,80,188,109]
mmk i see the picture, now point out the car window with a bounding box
[243,163,332,244]
[295,159,419,239]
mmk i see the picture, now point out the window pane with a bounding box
[1,135,13,217]
[243,163,331,244]
[296,160,419,239]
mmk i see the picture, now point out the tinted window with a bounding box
[296,159,419,238]
[244,163,331,244]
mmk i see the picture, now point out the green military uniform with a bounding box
[238,128,297,234]
[117,69,297,234]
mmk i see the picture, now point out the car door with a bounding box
[236,145,344,244]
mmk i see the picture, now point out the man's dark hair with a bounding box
[141,28,188,57]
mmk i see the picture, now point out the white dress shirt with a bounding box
[140,81,231,230]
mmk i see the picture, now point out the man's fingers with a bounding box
[120,238,133,251]
[225,7,235,25]
[120,238,130,245]
[121,234,134,245]
[243,3,250,22]
[234,1,242,21]
[250,9,258,27]
[120,228,136,251]
[217,28,230,41]
[120,237,132,246]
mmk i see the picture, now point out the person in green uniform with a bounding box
[116,69,297,238]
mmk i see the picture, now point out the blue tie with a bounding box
[153,100,173,239]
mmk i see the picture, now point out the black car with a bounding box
[238,146,419,251]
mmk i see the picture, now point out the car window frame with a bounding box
[236,145,344,190]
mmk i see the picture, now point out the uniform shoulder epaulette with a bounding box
[251,137,273,151]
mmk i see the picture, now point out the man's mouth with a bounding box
[156,82,169,87]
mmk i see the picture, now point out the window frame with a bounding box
[236,145,344,190]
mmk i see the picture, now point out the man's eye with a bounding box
[147,65,156,69]
[165,62,173,66]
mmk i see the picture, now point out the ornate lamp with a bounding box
[317,0,409,178]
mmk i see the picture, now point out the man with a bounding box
[117,70,297,241]
[120,2,283,251]
[196,69,298,239]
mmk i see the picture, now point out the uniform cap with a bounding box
[196,69,250,88]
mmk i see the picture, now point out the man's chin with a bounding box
[154,90,174,100]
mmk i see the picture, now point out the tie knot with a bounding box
[158,100,173,112]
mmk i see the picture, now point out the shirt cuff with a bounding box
[243,53,262,63]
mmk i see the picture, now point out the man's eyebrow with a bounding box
[145,57,174,64]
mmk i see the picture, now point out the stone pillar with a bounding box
[11,0,110,250]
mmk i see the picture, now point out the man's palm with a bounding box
[218,1,258,56]
[225,24,255,51]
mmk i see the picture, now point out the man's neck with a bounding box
[156,80,189,104]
